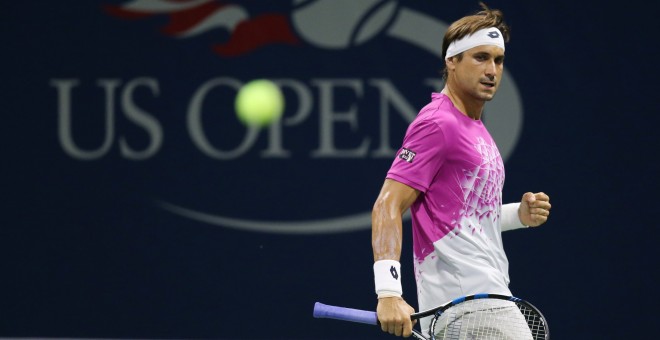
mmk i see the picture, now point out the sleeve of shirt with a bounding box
[386,119,447,193]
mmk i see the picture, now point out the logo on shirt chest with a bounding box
[398,148,417,163]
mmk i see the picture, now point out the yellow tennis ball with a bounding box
[235,79,284,127]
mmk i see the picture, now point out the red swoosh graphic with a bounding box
[161,1,227,35]
[213,13,300,57]
[103,4,155,19]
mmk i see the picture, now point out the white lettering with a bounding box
[311,79,369,158]
[369,79,419,158]
[52,78,117,160]
[119,77,163,160]
[187,77,259,160]
[52,77,519,161]
[261,79,313,158]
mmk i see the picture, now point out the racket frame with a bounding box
[314,293,550,340]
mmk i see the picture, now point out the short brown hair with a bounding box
[441,2,510,80]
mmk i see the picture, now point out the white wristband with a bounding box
[374,260,402,298]
[501,203,527,231]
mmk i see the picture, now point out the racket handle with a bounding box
[313,302,378,325]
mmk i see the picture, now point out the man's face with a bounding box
[449,45,505,102]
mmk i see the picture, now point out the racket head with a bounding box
[413,294,549,340]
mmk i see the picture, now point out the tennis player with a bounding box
[371,3,551,338]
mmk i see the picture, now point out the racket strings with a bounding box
[516,303,547,340]
[430,299,547,340]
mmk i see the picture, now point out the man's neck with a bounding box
[441,86,484,120]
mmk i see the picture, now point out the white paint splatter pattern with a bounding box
[414,136,505,279]
[454,136,505,234]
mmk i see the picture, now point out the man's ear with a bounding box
[445,57,456,72]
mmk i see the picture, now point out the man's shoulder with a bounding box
[414,98,460,129]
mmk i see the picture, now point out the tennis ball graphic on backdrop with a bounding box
[292,0,397,49]
[235,79,284,127]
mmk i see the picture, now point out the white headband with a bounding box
[445,27,505,59]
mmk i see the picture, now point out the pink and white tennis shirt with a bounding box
[387,93,512,317]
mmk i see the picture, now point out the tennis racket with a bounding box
[314,293,549,340]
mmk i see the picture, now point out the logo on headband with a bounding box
[488,31,500,39]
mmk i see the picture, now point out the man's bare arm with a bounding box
[372,179,420,337]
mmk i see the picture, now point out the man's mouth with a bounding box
[480,81,496,88]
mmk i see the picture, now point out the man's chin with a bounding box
[481,93,496,101]
[483,87,500,100]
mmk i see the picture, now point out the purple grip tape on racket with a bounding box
[313,302,378,325]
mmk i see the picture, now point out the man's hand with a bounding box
[376,297,417,337]
[518,192,551,227]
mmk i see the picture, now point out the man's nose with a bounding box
[485,62,497,80]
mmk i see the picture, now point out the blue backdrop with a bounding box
[2,1,658,339]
